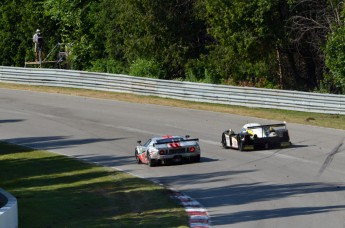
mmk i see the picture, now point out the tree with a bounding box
[93,0,208,79]
[199,0,288,87]
[286,0,345,92]
[325,26,345,94]
[323,0,345,94]
[0,1,52,66]
[43,0,97,69]
[285,0,328,91]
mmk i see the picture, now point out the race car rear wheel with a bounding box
[239,142,244,151]
[147,153,156,167]
[238,136,244,151]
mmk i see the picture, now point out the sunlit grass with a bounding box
[0,141,188,227]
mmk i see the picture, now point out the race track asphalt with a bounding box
[1,88,345,228]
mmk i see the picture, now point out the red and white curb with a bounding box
[171,192,211,228]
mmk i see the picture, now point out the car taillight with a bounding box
[159,150,165,155]
[189,147,195,152]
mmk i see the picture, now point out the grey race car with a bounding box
[135,135,201,167]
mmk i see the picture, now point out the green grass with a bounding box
[0,142,188,227]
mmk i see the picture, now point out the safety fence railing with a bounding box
[0,66,344,115]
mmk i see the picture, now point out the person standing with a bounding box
[32,29,42,61]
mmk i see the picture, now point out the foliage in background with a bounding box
[324,0,345,94]
[87,59,127,74]
[1,0,345,94]
[42,0,98,69]
[129,58,165,79]
[199,0,284,87]
[0,1,58,66]
[92,0,208,80]
[325,27,345,94]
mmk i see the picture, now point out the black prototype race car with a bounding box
[221,122,291,151]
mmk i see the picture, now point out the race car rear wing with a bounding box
[247,123,287,129]
[153,138,199,146]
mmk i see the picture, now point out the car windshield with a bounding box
[143,139,152,147]
[156,137,184,144]
[248,126,280,138]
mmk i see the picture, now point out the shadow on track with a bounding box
[0,119,25,124]
[2,136,127,150]
[213,205,345,225]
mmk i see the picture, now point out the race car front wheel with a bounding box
[135,149,141,164]
[221,133,228,149]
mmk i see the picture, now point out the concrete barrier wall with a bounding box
[0,188,18,228]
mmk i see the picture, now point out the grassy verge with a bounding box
[1,82,344,130]
[0,141,188,227]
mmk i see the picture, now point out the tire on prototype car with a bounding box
[221,133,228,149]
[276,129,290,141]
[239,142,244,151]
[238,135,244,151]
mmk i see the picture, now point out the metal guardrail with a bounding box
[0,66,344,115]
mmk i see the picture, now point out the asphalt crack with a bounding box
[318,138,344,176]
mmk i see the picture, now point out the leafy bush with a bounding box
[185,59,205,82]
[185,58,221,84]
[88,59,127,74]
[129,58,165,79]
[325,26,345,94]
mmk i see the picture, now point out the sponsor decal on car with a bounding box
[169,142,181,148]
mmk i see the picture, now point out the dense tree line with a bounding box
[1,0,344,94]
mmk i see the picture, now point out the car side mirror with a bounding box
[185,135,190,139]
[137,140,141,145]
